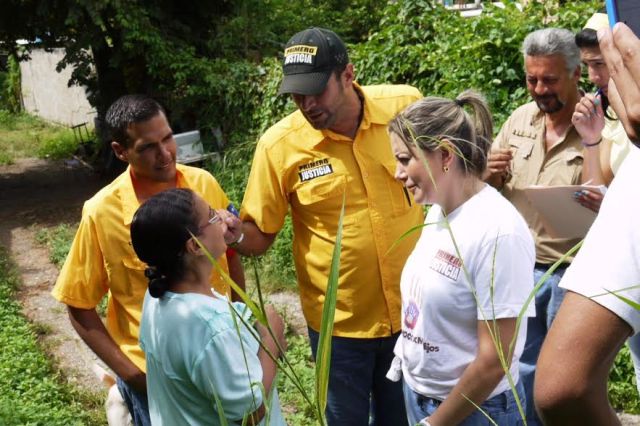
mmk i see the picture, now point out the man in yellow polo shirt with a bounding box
[51,95,244,426]
[225,27,424,425]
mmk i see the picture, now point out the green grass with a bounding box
[35,224,109,317]
[0,110,86,164]
[610,344,640,414]
[277,335,317,425]
[0,246,106,425]
[35,224,77,268]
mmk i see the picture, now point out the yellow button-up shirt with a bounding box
[52,164,231,372]
[241,83,424,337]
[493,101,584,264]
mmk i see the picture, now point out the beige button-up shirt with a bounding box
[493,101,584,264]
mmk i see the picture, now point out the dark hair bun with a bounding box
[145,267,169,298]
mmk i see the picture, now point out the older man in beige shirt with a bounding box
[485,28,585,426]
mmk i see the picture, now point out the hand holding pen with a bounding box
[572,89,606,148]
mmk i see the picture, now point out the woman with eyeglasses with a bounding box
[387,91,535,425]
[131,188,287,425]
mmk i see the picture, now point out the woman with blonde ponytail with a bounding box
[388,91,535,425]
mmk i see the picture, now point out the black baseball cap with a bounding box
[278,27,349,96]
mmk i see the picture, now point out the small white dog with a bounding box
[92,364,133,426]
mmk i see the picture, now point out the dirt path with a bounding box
[0,158,109,390]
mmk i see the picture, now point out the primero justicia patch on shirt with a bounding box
[429,249,462,281]
[298,158,334,182]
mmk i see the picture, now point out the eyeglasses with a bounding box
[199,207,221,232]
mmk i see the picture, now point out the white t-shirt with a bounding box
[395,185,535,400]
[560,145,640,333]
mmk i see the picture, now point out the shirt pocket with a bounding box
[508,138,535,180]
[382,160,415,217]
[121,256,148,298]
[296,174,347,205]
[564,147,584,184]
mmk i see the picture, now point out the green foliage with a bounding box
[0,109,93,164]
[38,128,78,160]
[259,217,298,290]
[1,55,21,113]
[0,247,104,425]
[0,151,12,165]
[353,0,600,128]
[37,127,82,160]
[0,111,86,162]
[277,335,317,425]
[609,344,640,414]
[35,224,76,268]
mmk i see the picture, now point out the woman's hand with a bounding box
[573,187,604,213]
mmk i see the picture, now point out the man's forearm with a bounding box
[233,221,277,257]
[67,305,146,393]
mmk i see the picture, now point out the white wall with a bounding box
[20,48,95,126]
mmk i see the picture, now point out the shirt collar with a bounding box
[292,82,386,148]
[120,165,186,225]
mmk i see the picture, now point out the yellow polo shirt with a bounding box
[493,101,584,264]
[241,83,424,338]
[52,164,231,372]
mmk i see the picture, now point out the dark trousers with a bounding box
[308,328,407,426]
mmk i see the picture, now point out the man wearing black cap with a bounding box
[224,27,424,425]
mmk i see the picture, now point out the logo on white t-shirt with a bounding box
[404,300,420,329]
[429,249,462,281]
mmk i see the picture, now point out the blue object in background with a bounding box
[227,203,240,218]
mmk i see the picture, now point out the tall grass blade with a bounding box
[189,231,267,325]
[228,305,262,417]
[603,289,640,311]
[461,393,498,426]
[507,239,583,360]
[315,193,346,423]
[384,220,442,256]
[191,234,320,421]
[247,256,317,415]
[209,380,229,426]
[588,284,640,299]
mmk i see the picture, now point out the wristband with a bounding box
[581,138,602,147]
[418,419,431,426]
[229,232,244,247]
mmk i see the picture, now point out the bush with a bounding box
[610,344,640,414]
[353,0,600,127]
[37,127,82,160]
[1,55,21,113]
